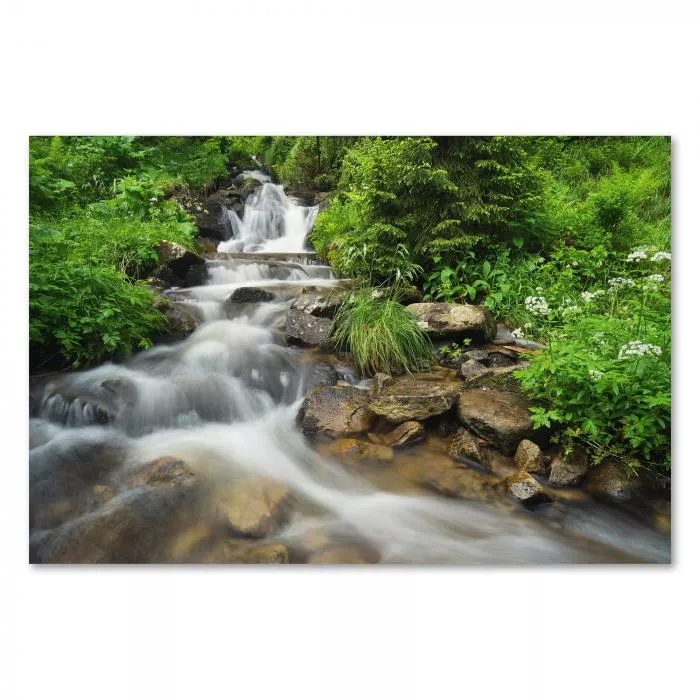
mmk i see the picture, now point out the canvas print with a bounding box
[28,136,671,564]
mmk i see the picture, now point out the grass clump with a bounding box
[332,290,434,377]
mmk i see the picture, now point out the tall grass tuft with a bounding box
[332,289,434,377]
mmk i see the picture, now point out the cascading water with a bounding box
[28,177,671,564]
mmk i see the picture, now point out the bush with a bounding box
[332,290,434,377]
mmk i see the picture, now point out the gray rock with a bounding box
[285,308,333,347]
[291,291,342,319]
[506,471,551,506]
[405,302,497,342]
[549,446,589,486]
[463,348,489,362]
[229,287,275,303]
[297,385,373,436]
[458,359,491,381]
[156,241,206,285]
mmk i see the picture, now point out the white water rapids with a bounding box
[29,176,671,564]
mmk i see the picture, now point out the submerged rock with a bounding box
[456,389,536,455]
[505,471,550,506]
[327,438,394,463]
[217,476,290,538]
[405,302,497,342]
[368,376,459,423]
[448,428,486,469]
[381,421,425,447]
[548,446,589,486]
[285,308,333,347]
[297,385,373,436]
[583,460,644,503]
[514,439,546,475]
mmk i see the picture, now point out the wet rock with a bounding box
[285,308,333,347]
[463,364,523,391]
[308,363,339,390]
[290,290,342,319]
[463,348,489,362]
[483,350,517,368]
[297,385,373,436]
[405,302,497,342]
[458,359,491,381]
[514,439,546,475]
[162,301,199,339]
[369,376,459,424]
[382,421,425,447]
[549,446,589,486]
[200,540,290,564]
[229,286,275,303]
[218,476,290,539]
[583,460,644,503]
[196,236,220,253]
[506,471,551,506]
[195,190,245,241]
[308,546,378,564]
[372,372,394,394]
[157,241,206,285]
[448,428,485,469]
[456,389,536,455]
[125,456,198,491]
[327,438,394,463]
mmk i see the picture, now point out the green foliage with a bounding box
[438,338,472,361]
[29,260,166,369]
[332,289,434,377]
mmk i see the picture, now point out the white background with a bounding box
[1,2,698,698]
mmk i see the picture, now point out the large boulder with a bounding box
[297,385,373,436]
[368,376,459,424]
[405,302,497,342]
[153,297,199,340]
[194,189,246,241]
[217,476,290,538]
[548,446,589,486]
[284,308,333,347]
[290,290,342,319]
[505,471,551,506]
[156,241,207,285]
[456,389,537,455]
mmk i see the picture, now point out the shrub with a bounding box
[332,290,434,377]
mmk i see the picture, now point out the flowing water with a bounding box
[29,177,671,564]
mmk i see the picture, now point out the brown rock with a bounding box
[369,376,459,424]
[382,421,425,447]
[457,389,536,455]
[514,439,545,475]
[297,385,373,436]
[583,460,644,503]
[200,540,290,564]
[549,446,589,486]
[217,476,290,538]
[448,428,485,468]
[405,302,497,342]
[506,471,550,506]
[327,438,394,463]
[308,546,378,564]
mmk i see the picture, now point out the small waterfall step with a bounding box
[210,251,320,263]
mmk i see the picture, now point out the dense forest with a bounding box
[29,135,671,474]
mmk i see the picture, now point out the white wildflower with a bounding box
[651,251,671,263]
[537,257,545,263]
[525,296,551,316]
[581,289,605,302]
[149,196,158,202]
[596,260,603,268]
[626,248,648,263]
[561,305,582,316]
[572,261,579,267]
[511,327,524,338]
[608,277,635,291]
[588,369,603,381]
[593,332,605,344]
[618,340,663,359]
[647,274,665,283]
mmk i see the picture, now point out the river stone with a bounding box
[583,460,644,503]
[448,428,486,469]
[514,439,546,475]
[548,446,589,486]
[291,291,342,319]
[194,189,245,241]
[368,376,459,424]
[297,385,373,436]
[405,302,497,342]
[308,546,378,564]
[308,363,339,390]
[506,471,550,506]
[218,476,290,538]
[458,359,491,381]
[157,241,206,284]
[284,308,333,347]
[125,456,198,491]
[464,348,489,362]
[382,421,425,447]
[456,389,536,455]
[327,438,394,463]
[152,297,199,340]
[229,287,275,303]
[200,540,290,564]
[373,372,394,394]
